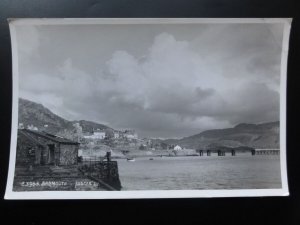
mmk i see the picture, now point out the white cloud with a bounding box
[58,58,95,99]
[18,25,282,138]
[88,32,280,136]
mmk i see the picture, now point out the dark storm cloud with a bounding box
[16,22,284,138]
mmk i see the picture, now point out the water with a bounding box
[117,155,281,190]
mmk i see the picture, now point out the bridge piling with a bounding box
[255,149,279,155]
[217,150,225,156]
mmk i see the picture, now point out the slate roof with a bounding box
[19,129,80,145]
[19,129,45,146]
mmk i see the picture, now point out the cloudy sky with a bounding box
[15,22,284,138]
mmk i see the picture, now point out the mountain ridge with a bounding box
[160,121,279,149]
[18,98,279,149]
[18,98,112,134]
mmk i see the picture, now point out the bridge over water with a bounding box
[255,149,280,155]
[196,148,280,156]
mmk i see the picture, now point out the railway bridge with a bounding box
[255,149,280,155]
[196,147,279,156]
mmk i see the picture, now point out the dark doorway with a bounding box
[40,147,45,165]
[48,144,55,165]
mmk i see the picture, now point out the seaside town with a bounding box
[13,99,280,191]
[15,121,196,191]
[17,122,196,162]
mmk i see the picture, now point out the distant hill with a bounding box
[160,122,280,149]
[18,98,112,134]
[74,120,112,133]
[18,98,280,149]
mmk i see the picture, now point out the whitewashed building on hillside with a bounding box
[174,145,182,151]
[84,130,106,140]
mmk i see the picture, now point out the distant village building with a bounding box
[139,144,147,150]
[93,131,106,139]
[146,139,152,146]
[82,128,138,141]
[83,129,106,140]
[16,129,79,166]
[123,129,138,139]
[27,124,38,131]
[174,145,182,151]
[113,131,120,139]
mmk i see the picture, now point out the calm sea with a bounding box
[116,155,282,190]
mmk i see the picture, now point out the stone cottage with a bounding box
[16,129,80,166]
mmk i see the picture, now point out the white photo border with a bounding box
[5,18,292,199]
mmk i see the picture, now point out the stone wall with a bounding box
[79,161,122,190]
[59,144,78,165]
[16,133,37,166]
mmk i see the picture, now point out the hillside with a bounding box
[74,120,112,133]
[18,98,72,133]
[18,98,112,134]
[161,122,280,149]
[18,98,280,149]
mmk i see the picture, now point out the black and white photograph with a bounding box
[5,18,291,199]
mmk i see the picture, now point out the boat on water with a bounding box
[149,158,154,160]
[126,158,135,162]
